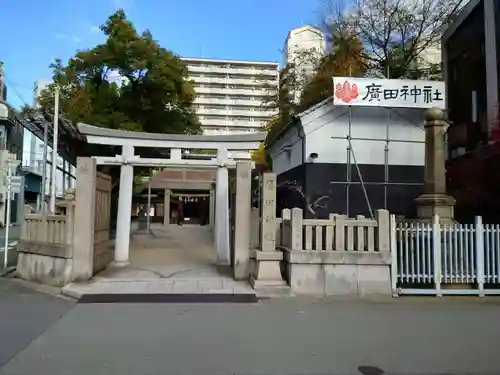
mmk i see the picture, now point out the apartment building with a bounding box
[181,57,279,135]
[283,25,327,103]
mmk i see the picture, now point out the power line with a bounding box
[1,73,31,109]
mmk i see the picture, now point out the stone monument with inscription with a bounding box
[415,107,456,222]
[250,173,288,295]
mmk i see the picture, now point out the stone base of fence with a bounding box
[249,249,290,296]
[17,251,73,287]
[284,249,392,296]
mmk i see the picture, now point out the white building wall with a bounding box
[304,103,425,167]
[268,100,426,173]
[182,57,279,136]
[267,125,304,175]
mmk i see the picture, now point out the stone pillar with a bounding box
[114,145,134,265]
[209,189,215,228]
[215,149,230,265]
[415,108,456,222]
[260,173,276,251]
[163,189,171,226]
[72,157,96,281]
[233,161,252,279]
[250,172,287,295]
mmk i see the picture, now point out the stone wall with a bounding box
[281,207,392,296]
[16,157,113,286]
[16,194,76,286]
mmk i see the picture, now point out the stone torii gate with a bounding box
[77,123,265,268]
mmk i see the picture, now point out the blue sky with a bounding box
[1,0,323,109]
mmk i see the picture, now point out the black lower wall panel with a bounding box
[274,162,424,219]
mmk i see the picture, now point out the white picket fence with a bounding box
[390,215,500,296]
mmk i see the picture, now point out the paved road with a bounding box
[0,279,74,369]
[1,294,500,375]
[0,226,23,269]
[0,226,21,243]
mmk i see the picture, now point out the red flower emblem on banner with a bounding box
[335,81,359,103]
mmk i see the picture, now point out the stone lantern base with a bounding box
[415,193,456,223]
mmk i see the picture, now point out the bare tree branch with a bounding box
[318,0,467,78]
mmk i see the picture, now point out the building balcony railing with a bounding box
[195,108,276,118]
[186,65,278,77]
[200,118,266,127]
[189,75,276,87]
[194,97,266,107]
[203,128,258,135]
[195,87,275,97]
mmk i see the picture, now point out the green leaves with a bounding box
[36,10,201,135]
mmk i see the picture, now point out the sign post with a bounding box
[3,158,21,268]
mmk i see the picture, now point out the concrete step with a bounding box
[62,279,258,303]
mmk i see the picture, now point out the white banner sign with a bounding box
[333,77,445,109]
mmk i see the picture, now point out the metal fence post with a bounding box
[390,214,399,297]
[475,216,485,297]
[433,214,442,297]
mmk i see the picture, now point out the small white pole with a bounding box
[3,161,12,268]
[49,86,60,213]
[146,168,152,231]
[475,215,485,297]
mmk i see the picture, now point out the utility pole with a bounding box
[30,81,39,171]
[49,86,60,213]
[0,62,4,102]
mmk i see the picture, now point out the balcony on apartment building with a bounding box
[194,86,275,97]
[189,75,276,87]
[194,96,268,107]
[200,117,266,128]
[194,106,276,118]
[203,127,260,135]
[185,64,278,77]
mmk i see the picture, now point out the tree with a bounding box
[298,27,366,111]
[261,49,322,143]
[35,10,200,134]
[251,143,270,169]
[261,67,296,143]
[319,0,466,79]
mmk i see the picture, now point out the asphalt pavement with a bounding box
[0,290,499,375]
[0,226,22,270]
[0,225,21,243]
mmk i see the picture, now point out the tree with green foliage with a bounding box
[32,10,200,134]
[298,27,366,112]
[261,49,322,144]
